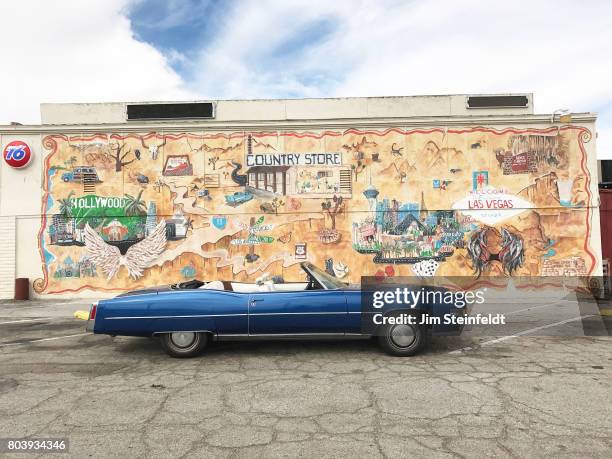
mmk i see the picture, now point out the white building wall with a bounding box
[0,133,44,298]
[40,94,534,125]
[0,216,16,298]
[0,95,602,298]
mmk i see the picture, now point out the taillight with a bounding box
[89,304,97,320]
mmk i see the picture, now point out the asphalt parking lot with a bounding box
[0,299,611,458]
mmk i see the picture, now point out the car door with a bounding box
[344,290,364,334]
[248,290,348,335]
[149,290,249,336]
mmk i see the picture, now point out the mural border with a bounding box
[34,126,596,294]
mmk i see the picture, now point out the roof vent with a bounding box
[127,102,214,120]
[466,95,529,109]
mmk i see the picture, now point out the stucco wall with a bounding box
[0,111,601,299]
[0,133,45,297]
[40,95,534,125]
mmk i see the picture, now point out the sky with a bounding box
[2,0,612,157]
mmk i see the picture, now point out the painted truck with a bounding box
[61,166,102,183]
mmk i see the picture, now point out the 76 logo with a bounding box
[5,145,27,160]
[3,141,32,167]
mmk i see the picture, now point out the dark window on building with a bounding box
[466,95,529,108]
[127,103,214,120]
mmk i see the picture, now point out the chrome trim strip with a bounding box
[226,332,346,336]
[152,330,214,335]
[147,332,370,340]
[105,313,248,320]
[106,311,350,320]
[250,312,346,316]
[216,333,351,340]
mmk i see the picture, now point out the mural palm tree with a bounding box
[381,242,391,259]
[404,241,418,257]
[64,156,78,169]
[124,190,146,216]
[59,191,75,218]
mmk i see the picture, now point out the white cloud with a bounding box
[191,0,612,158]
[3,0,612,158]
[0,0,193,124]
[330,0,612,156]
[190,0,344,99]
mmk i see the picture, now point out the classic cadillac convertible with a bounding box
[86,262,461,358]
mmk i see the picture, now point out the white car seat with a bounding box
[258,281,275,292]
[200,280,225,290]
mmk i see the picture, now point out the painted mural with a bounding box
[34,126,598,294]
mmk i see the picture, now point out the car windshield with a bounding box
[301,262,346,290]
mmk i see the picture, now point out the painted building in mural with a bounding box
[0,94,603,298]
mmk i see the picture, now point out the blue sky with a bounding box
[128,0,225,73]
[127,0,612,153]
[127,0,346,99]
[2,0,612,157]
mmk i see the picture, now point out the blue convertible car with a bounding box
[86,262,462,358]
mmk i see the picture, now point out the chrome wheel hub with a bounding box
[170,332,196,348]
[390,324,415,347]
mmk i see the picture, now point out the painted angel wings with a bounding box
[83,224,122,279]
[122,220,167,279]
[83,220,167,280]
[467,226,524,278]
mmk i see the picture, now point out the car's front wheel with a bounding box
[377,318,427,357]
[160,332,208,358]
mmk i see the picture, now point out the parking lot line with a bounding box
[502,301,563,315]
[0,318,53,325]
[479,314,595,346]
[448,314,594,354]
[0,333,89,348]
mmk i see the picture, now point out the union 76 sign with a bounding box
[3,140,32,168]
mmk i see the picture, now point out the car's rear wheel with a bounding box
[160,332,208,358]
[378,317,427,357]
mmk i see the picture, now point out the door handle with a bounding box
[250,298,263,307]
